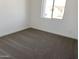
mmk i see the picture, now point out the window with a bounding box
[42,0,66,19]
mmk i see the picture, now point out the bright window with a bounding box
[42,0,66,19]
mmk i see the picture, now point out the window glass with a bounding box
[42,0,66,19]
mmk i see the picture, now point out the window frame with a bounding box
[41,0,66,20]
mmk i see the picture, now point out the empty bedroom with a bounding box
[0,0,78,59]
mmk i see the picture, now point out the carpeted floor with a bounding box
[0,28,78,59]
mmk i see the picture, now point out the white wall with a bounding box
[0,0,30,37]
[0,0,77,39]
[30,0,78,39]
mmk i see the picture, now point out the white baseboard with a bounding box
[30,26,77,40]
[0,26,30,38]
[0,26,77,40]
